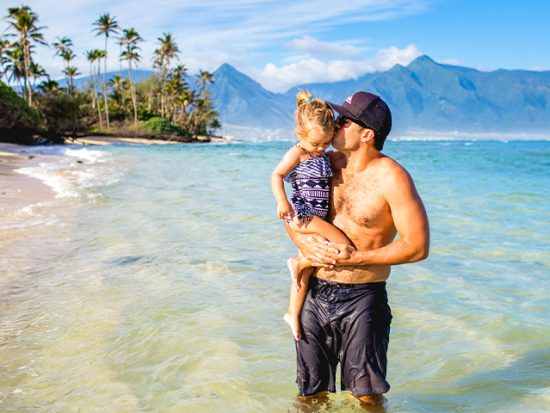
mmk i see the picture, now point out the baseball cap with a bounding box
[327,91,392,139]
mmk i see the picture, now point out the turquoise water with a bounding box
[1,140,549,412]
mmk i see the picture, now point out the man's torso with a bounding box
[315,152,398,284]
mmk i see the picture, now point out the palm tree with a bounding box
[107,74,128,112]
[28,60,47,91]
[176,88,195,126]
[153,32,179,118]
[37,79,59,95]
[52,36,72,57]
[6,5,47,106]
[196,70,214,98]
[166,64,188,123]
[3,45,25,90]
[0,38,12,82]
[191,95,219,135]
[92,13,119,128]
[119,28,142,127]
[63,65,80,94]
[85,48,104,128]
[190,70,216,134]
[52,36,75,93]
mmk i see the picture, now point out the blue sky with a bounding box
[5,0,550,92]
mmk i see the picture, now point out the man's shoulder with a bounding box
[376,155,412,183]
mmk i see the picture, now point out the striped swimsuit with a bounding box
[284,146,333,221]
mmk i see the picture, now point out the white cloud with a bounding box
[374,44,422,70]
[286,36,361,58]
[1,0,433,96]
[6,0,429,82]
[255,44,422,92]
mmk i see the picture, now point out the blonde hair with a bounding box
[295,90,334,139]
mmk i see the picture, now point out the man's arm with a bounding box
[297,164,429,267]
[337,165,429,266]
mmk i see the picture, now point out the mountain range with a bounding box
[69,55,550,137]
[212,56,550,136]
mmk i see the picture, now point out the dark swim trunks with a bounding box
[295,277,392,397]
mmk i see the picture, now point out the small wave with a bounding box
[65,148,108,164]
[15,147,125,199]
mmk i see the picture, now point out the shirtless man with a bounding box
[289,91,430,406]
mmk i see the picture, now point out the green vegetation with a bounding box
[0,80,40,143]
[142,117,186,135]
[0,4,220,144]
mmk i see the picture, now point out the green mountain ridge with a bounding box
[211,55,550,135]
[51,55,550,135]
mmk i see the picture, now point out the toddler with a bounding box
[271,90,351,340]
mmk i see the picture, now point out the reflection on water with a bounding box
[1,141,549,412]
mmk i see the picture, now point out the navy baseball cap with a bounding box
[327,91,392,139]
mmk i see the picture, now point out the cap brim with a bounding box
[326,101,364,126]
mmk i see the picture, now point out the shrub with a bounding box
[35,91,93,139]
[0,81,40,143]
[142,117,184,135]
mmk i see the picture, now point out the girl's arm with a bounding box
[270,146,302,220]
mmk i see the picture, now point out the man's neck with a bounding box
[345,145,382,173]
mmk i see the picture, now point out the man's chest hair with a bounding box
[332,173,388,228]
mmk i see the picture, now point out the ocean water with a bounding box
[1,139,549,412]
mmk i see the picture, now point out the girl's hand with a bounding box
[277,200,294,220]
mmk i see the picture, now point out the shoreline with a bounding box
[68,135,229,146]
[0,134,228,213]
[0,143,55,214]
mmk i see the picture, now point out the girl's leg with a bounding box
[286,215,351,281]
[284,267,313,341]
[283,216,351,340]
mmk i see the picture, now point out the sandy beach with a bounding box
[0,143,55,214]
[69,135,228,146]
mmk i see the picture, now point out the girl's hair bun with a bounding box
[296,90,314,108]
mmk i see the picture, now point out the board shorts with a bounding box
[295,277,392,397]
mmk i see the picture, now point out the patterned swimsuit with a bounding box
[284,145,333,221]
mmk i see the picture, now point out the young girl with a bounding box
[271,90,351,341]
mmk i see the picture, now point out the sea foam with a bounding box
[15,147,124,199]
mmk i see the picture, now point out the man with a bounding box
[288,91,430,406]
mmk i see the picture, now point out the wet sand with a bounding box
[0,143,55,214]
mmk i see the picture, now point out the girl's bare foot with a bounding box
[284,312,301,340]
[287,257,301,290]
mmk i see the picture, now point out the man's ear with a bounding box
[360,128,375,143]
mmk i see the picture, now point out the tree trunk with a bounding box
[160,66,167,118]
[128,63,138,127]
[90,63,103,129]
[96,62,103,129]
[103,36,110,129]
[23,43,32,106]
[65,61,69,95]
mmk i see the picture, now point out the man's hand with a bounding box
[300,235,356,267]
[331,243,356,264]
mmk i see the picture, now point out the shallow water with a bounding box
[1,140,549,412]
